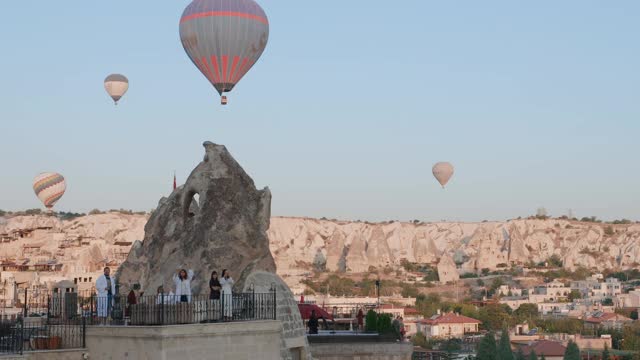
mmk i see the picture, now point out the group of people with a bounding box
[95,266,237,322]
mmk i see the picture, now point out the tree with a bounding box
[568,290,582,302]
[602,344,610,360]
[489,278,505,297]
[546,255,563,268]
[514,304,539,323]
[528,350,538,360]
[497,330,514,360]
[365,310,377,332]
[412,331,429,348]
[376,313,393,335]
[478,304,513,331]
[515,348,526,360]
[602,298,614,306]
[540,355,546,360]
[563,341,580,360]
[477,333,497,360]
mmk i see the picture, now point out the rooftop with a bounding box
[519,340,567,357]
[421,312,481,325]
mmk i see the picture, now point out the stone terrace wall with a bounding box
[86,321,281,360]
[244,271,313,360]
[310,342,413,360]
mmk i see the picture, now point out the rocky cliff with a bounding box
[268,217,640,275]
[0,213,146,275]
[2,215,639,281]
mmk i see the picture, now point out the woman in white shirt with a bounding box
[173,268,194,303]
[219,269,234,321]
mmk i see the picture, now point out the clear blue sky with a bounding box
[1,1,638,222]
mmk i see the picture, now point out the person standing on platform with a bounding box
[173,268,194,303]
[220,269,234,321]
[96,267,116,324]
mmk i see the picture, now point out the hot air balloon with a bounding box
[179,0,269,105]
[432,162,454,188]
[104,74,129,105]
[33,173,66,210]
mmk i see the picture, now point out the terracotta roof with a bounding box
[585,312,632,324]
[519,340,566,357]
[421,312,481,325]
[404,307,420,315]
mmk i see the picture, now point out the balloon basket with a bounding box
[221,96,228,105]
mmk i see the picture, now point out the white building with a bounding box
[537,302,571,316]
[417,312,481,339]
[616,289,640,308]
[571,276,622,301]
[528,280,571,303]
[498,285,523,297]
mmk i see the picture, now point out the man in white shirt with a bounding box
[96,267,116,323]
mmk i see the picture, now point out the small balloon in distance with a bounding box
[432,162,454,188]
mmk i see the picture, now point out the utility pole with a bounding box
[375,279,381,309]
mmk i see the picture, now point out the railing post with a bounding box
[90,294,95,325]
[82,315,86,348]
[160,294,164,326]
[23,288,28,318]
[270,283,277,321]
[18,315,24,355]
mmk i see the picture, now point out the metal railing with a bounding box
[0,289,277,354]
[92,293,277,326]
[0,316,85,355]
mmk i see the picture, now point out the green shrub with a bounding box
[376,313,393,334]
[365,310,378,332]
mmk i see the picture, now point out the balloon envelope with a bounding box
[33,173,66,209]
[432,162,454,188]
[104,74,129,104]
[179,0,269,98]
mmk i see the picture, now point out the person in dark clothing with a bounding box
[308,310,319,334]
[125,289,137,318]
[209,270,222,321]
[356,309,364,331]
[209,271,221,300]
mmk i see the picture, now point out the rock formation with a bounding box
[3,210,640,292]
[268,217,640,284]
[117,142,276,294]
[115,141,309,359]
[437,254,459,284]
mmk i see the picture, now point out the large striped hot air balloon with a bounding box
[432,162,455,189]
[179,0,269,105]
[33,173,66,210]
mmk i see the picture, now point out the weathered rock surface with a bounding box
[0,213,146,275]
[116,142,276,294]
[3,211,640,291]
[437,254,459,284]
[268,217,640,278]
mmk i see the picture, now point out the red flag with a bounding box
[173,172,177,191]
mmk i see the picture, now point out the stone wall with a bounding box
[244,271,313,360]
[0,349,87,360]
[85,321,281,360]
[310,342,413,360]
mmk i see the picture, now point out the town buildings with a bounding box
[417,312,481,339]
